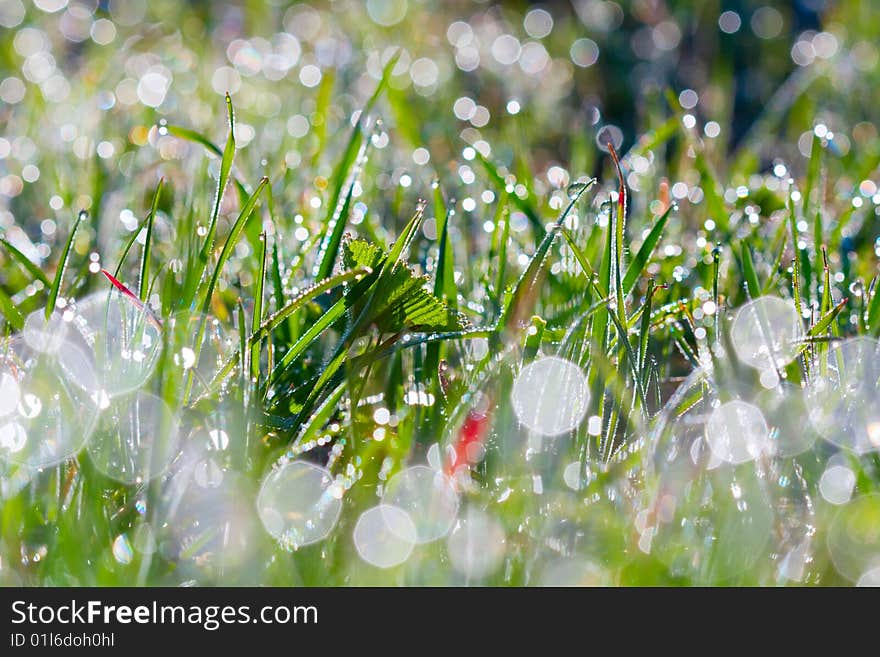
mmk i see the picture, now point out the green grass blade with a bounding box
[200,93,236,262]
[867,277,880,335]
[46,210,87,320]
[739,241,760,300]
[312,51,399,281]
[501,179,596,330]
[475,150,544,237]
[250,266,370,345]
[139,178,163,301]
[622,204,673,295]
[0,237,51,287]
[267,293,348,387]
[251,232,268,383]
[199,176,269,318]
[165,125,222,157]
[0,287,24,330]
[184,177,268,403]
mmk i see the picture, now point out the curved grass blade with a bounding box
[46,210,87,320]
[250,266,371,345]
[199,176,269,318]
[475,150,544,237]
[139,177,163,301]
[0,238,51,287]
[199,93,236,262]
[165,125,222,157]
[622,203,673,295]
[185,177,268,402]
[501,178,596,330]
[312,50,400,281]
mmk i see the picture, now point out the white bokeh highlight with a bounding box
[730,296,802,371]
[511,356,589,436]
[354,504,417,569]
[705,400,769,464]
[381,465,458,544]
[257,461,342,549]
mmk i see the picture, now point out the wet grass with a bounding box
[2,2,880,586]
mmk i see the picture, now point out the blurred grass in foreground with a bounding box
[1,1,880,585]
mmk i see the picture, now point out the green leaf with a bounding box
[342,237,464,333]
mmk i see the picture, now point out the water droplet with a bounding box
[23,308,69,354]
[566,179,591,199]
[112,534,134,565]
[808,337,880,454]
[0,336,96,468]
[64,289,162,398]
[819,464,856,505]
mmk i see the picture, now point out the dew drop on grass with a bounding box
[381,465,459,543]
[730,295,802,371]
[87,391,180,485]
[353,504,416,569]
[257,461,342,550]
[446,508,506,579]
[705,400,769,464]
[112,534,134,565]
[566,178,591,199]
[511,356,589,436]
